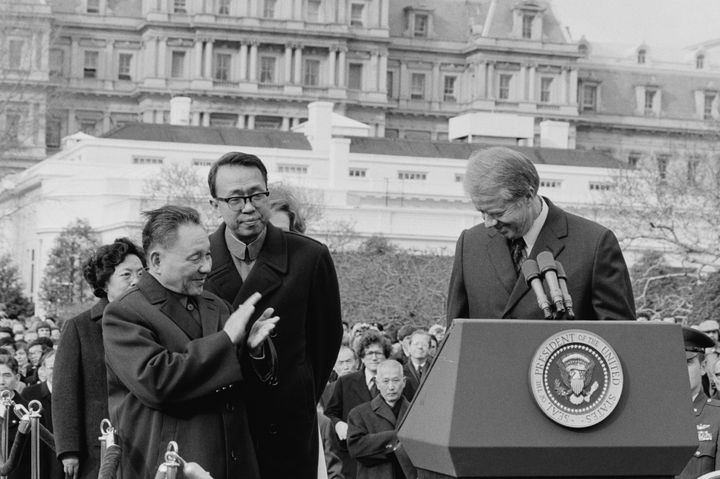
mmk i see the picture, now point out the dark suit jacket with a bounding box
[22,381,63,479]
[401,362,423,402]
[206,222,343,479]
[447,199,635,323]
[52,299,108,479]
[324,370,373,479]
[103,273,261,479]
[347,396,416,479]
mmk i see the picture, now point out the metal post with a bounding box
[27,400,42,479]
[0,390,14,479]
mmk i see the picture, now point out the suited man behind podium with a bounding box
[447,146,635,324]
[347,359,417,479]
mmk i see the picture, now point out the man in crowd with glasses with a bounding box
[204,152,343,479]
[447,146,635,324]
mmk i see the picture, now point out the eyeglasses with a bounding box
[479,198,524,222]
[364,351,385,357]
[215,191,270,211]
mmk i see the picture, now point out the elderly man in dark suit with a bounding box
[204,152,343,479]
[447,147,635,324]
[103,205,279,479]
[347,359,417,479]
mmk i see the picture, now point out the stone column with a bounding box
[369,51,379,90]
[237,114,246,128]
[560,68,568,104]
[203,40,213,78]
[157,37,167,78]
[475,61,486,100]
[70,37,80,78]
[431,62,440,101]
[328,47,337,86]
[239,42,248,80]
[247,114,255,129]
[569,68,578,105]
[285,44,293,83]
[378,53,387,93]
[293,45,302,84]
[379,0,388,27]
[337,0,346,23]
[281,116,290,130]
[249,41,258,81]
[399,61,408,99]
[337,48,346,87]
[520,64,527,101]
[528,63,536,101]
[194,39,203,78]
[144,36,157,78]
[486,61,495,99]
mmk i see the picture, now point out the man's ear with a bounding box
[148,250,162,273]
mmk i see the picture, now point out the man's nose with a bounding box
[240,200,257,213]
[198,255,212,273]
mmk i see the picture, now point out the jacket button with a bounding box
[269,423,278,435]
[226,403,235,412]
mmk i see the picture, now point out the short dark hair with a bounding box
[28,337,53,352]
[142,205,202,254]
[355,330,392,359]
[208,152,268,198]
[84,238,146,299]
[0,355,18,374]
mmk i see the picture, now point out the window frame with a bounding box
[118,53,133,81]
[214,52,232,81]
[170,50,186,78]
[443,75,457,102]
[347,62,363,90]
[498,73,512,100]
[259,56,276,83]
[540,77,553,104]
[303,58,320,86]
[83,50,99,79]
[410,72,426,100]
[350,3,365,27]
[414,13,428,37]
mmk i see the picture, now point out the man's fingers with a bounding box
[257,307,275,320]
[242,292,262,308]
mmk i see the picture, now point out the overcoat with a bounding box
[347,395,416,479]
[103,274,261,479]
[52,299,108,479]
[206,222,343,479]
[447,198,635,323]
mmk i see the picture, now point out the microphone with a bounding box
[536,251,565,318]
[521,259,552,319]
[555,261,575,320]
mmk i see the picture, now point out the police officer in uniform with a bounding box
[677,327,720,479]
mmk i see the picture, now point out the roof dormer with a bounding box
[403,6,434,38]
[512,1,546,41]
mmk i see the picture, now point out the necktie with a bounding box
[417,364,423,379]
[370,377,379,397]
[242,246,253,264]
[510,237,527,274]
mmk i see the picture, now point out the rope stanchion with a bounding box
[0,389,14,479]
[0,418,29,475]
[155,442,214,479]
[97,419,121,479]
[26,400,42,479]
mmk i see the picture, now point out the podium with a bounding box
[397,320,697,478]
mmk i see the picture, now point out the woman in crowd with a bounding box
[52,238,145,479]
[12,344,30,383]
[268,183,307,234]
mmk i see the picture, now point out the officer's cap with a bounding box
[683,326,715,359]
[698,320,720,333]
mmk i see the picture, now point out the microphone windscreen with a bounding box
[536,251,556,273]
[555,261,567,280]
[521,259,540,282]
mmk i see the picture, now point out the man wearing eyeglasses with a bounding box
[204,152,343,479]
[447,146,635,324]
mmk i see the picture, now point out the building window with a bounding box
[386,71,395,98]
[133,155,164,164]
[644,89,656,115]
[306,0,321,21]
[193,159,213,166]
[118,53,132,81]
[637,49,646,64]
[454,173,464,183]
[214,53,231,81]
[218,0,230,15]
[704,93,716,120]
[414,14,428,37]
[263,0,276,18]
[255,115,282,129]
[540,77,553,103]
[173,0,186,13]
[697,54,705,69]
[348,63,363,90]
[349,168,366,177]
[581,84,597,111]
[398,171,427,180]
[589,182,613,191]
[171,51,186,78]
[498,73,512,100]
[627,151,641,167]
[46,118,62,148]
[522,14,533,39]
[443,75,457,102]
[87,0,99,13]
[79,119,97,135]
[278,164,308,174]
[8,40,24,70]
[260,56,276,83]
[49,49,64,77]
[350,3,364,26]
[410,73,426,100]
[687,157,700,186]
[303,59,320,86]
[83,51,99,78]
[540,179,562,188]
[385,128,399,138]
[656,154,670,182]
[209,113,237,127]
[6,112,21,145]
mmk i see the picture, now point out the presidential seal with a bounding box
[529,329,623,428]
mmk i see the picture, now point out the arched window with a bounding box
[697,54,705,69]
[637,49,646,64]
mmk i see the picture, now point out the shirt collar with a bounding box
[224,225,267,262]
[523,196,548,255]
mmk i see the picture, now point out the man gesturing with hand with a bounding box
[103,205,278,479]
